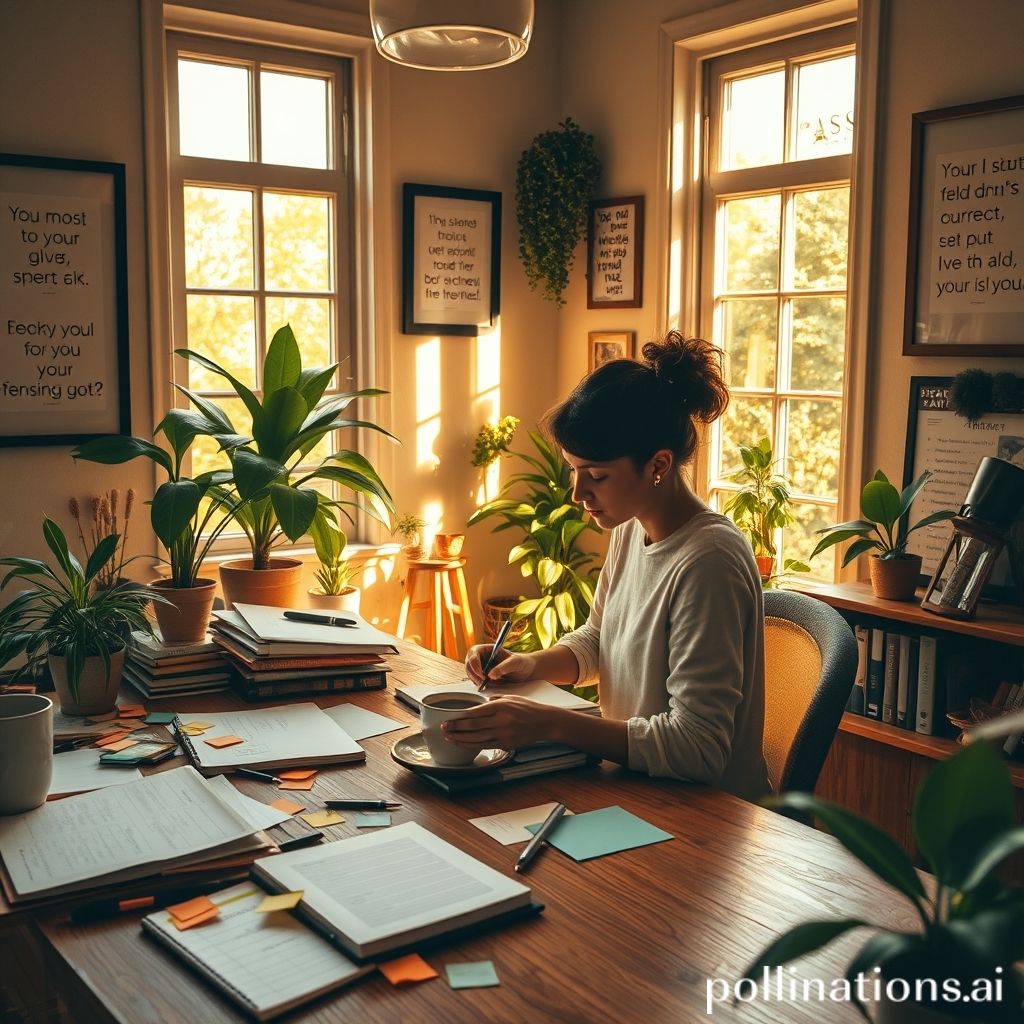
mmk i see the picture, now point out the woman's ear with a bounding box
[648,449,674,482]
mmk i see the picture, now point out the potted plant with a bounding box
[308,506,360,613]
[176,324,396,608]
[393,513,426,560]
[742,736,1024,1022]
[0,518,160,715]
[468,425,600,654]
[515,117,601,306]
[721,436,809,583]
[73,410,240,643]
[811,470,956,600]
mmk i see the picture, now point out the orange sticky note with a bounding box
[270,797,305,815]
[94,731,131,748]
[278,778,315,791]
[204,735,244,749]
[117,705,147,718]
[167,894,217,923]
[171,906,220,930]
[100,738,138,753]
[379,954,438,985]
[277,769,317,781]
[85,711,119,723]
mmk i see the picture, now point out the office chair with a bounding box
[762,589,858,797]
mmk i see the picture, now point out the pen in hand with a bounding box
[479,617,513,693]
[515,802,566,873]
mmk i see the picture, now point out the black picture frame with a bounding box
[903,94,1024,356]
[401,183,501,336]
[903,376,1024,600]
[0,153,130,446]
[587,195,644,309]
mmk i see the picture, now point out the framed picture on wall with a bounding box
[402,182,501,335]
[587,196,643,309]
[0,153,130,446]
[903,94,1024,356]
[588,330,635,372]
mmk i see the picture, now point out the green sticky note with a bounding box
[354,812,392,828]
[445,961,500,989]
[143,712,176,724]
[525,805,673,861]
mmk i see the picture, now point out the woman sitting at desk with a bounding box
[446,331,770,802]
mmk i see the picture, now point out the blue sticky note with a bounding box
[354,812,392,828]
[446,961,500,989]
[143,712,176,724]
[525,805,673,861]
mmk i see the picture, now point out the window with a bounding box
[166,34,353,497]
[701,27,855,578]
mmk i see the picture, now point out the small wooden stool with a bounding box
[396,557,477,659]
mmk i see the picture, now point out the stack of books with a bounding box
[123,631,231,699]
[210,604,398,701]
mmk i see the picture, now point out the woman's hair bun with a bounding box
[640,331,728,423]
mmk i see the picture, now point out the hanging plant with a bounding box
[515,117,601,306]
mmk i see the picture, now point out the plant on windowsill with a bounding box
[721,436,809,585]
[176,324,397,608]
[0,518,162,716]
[741,733,1024,1023]
[307,507,359,613]
[810,470,956,601]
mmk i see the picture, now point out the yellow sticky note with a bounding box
[301,809,345,828]
[204,735,244,749]
[277,769,317,781]
[270,797,305,815]
[256,891,304,913]
[181,725,208,736]
[379,953,438,985]
[278,777,315,791]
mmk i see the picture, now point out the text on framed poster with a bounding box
[587,196,643,309]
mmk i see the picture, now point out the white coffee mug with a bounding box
[0,692,54,814]
[421,690,488,767]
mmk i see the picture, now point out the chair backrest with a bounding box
[762,589,858,796]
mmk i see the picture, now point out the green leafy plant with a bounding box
[392,513,426,547]
[0,518,159,701]
[515,117,601,306]
[472,415,520,470]
[742,738,1024,1021]
[176,324,396,569]
[467,426,600,651]
[722,437,809,579]
[310,508,351,596]
[811,470,956,565]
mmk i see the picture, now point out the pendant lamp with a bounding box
[370,0,534,71]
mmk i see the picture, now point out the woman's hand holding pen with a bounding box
[442,694,561,751]
[464,645,538,688]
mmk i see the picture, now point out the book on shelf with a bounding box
[915,635,939,735]
[866,628,885,720]
[250,821,539,962]
[413,744,600,794]
[881,632,900,725]
[897,634,920,729]
[141,882,372,1021]
[174,703,365,776]
[395,678,601,716]
[848,625,868,715]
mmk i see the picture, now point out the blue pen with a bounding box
[480,617,513,692]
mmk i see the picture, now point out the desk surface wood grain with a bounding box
[32,642,916,1024]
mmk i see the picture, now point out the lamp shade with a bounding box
[370,0,534,71]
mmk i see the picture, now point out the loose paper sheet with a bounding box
[469,803,573,845]
[322,703,409,741]
[48,748,142,797]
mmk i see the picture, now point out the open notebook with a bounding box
[394,678,601,715]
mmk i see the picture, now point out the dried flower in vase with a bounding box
[68,487,135,589]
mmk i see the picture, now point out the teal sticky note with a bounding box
[446,961,500,989]
[525,805,673,861]
[143,712,176,724]
[354,812,392,828]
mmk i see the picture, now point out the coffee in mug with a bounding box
[420,690,488,766]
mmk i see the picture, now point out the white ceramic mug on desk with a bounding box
[0,692,53,814]
[421,691,488,767]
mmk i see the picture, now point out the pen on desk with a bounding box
[283,610,356,627]
[324,799,401,811]
[234,767,280,784]
[69,879,234,924]
[479,617,513,692]
[515,802,567,873]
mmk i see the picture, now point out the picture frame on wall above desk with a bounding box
[401,182,501,336]
[588,330,635,372]
[587,195,643,309]
[902,93,1024,356]
[0,153,130,446]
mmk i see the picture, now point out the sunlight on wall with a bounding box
[415,337,441,472]
[473,323,502,506]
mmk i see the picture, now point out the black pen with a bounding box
[515,802,567,873]
[69,879,238,924]
[324,799,401,811]
[234,767,279,784]
[283,610,356,627]
[480,617,513,692]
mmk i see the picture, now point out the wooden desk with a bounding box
[29,643,916,1023]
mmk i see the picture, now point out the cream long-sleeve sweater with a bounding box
[557,511,770,802]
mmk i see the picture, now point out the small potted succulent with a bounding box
[307,507,359,613]
[811,470,956,600]
[393,513,426,561]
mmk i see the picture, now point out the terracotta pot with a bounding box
[219,558,304,610]
[869,554,923,601]
[150,578,217,643]
[754,554,774,581]
[48,647,126,717]
[431,533,465,560]
[307,586,361,614]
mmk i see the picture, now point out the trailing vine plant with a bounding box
[515,118,601,306]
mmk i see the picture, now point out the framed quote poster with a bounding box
[402,182,501,335]
[587,195,643,309]
[0,153,130,446]
[903,94,1024,355]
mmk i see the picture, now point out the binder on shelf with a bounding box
[900,635,920,730]
[881,632,900,725]
[866,629,885,720]
[915,635,939,735]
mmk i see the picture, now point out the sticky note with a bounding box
[204,735,244,749]
[168,894,217,923]
[278,777,315,791]
[143,712,176,724]
[354,812,392,828]
[256,891,303,912]
[445,961,500,989]
[270,797,305,815]
[524,805,673,862]
[117,705,147,718]
[379,953,438,985]
[182,719,214,732]
[276,769,317,781]
[181,725,208,736]
[171,906,219,930]
[85,711,119,723]
[94,731,131,747]
[100,738,138,753]
[301,809,345,828]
